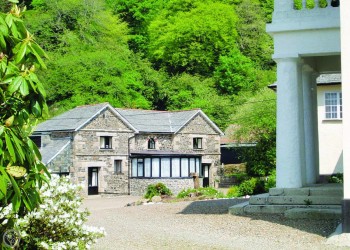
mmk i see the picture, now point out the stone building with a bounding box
[33,103,223,196]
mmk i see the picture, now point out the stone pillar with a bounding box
[275,57,306,188]
[341,0,350,233]
[302,65,319,185]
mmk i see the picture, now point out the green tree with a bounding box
[214,49,257,95]
[235,0,274,69]
[106,0,166,53]
[0,0,49,230]
[147,0,238,76]
[230,89,276,176]
[25,0,163,114]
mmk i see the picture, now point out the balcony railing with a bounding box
[275,0,339,12]
[270,0,340,29]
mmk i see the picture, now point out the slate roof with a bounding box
[40,139,71,165]
[116,109,204,133]
[34,103,223,135]
[35,103,110,132]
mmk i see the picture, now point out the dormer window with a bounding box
[100,136,112,149]
[193,137,202,149]
[148,138,156,149]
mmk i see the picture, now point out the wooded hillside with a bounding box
[2,0,276,151]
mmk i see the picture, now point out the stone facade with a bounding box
[130,178,196,196]
[38,105,222,196]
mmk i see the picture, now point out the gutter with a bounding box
[127,134,136,195]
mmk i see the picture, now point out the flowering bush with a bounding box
[1,176,105,249]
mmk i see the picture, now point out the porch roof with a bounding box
[130,150,202,157]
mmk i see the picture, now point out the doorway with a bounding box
[202,164,210,187]
[88,167,99,195]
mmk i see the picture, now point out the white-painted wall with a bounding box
[317,85,343,175]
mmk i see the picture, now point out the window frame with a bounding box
[148,138,156,149]
[131,156,202,178]
[193,137,203,149]
[114,160,122,174]
[100,136,112,149]
[324,92,342,120]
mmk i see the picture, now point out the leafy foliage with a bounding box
[230,89,276,177]
[319,0,328,8]
[144,183,172,199]
[147,0,238,75]
[0,1,49,227]
[177,187,225,199]
[235,0,274,69]
[306,0,315,9]
[294,0,303,10]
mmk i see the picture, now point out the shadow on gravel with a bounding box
[179,198,248,215]
[243,213,341,237]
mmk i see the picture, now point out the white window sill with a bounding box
[322,119,342,121]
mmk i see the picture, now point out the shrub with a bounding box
[319,0,328,8]
[264,170,276,191]
[226,186,241,198]
[238,178,265,196]
[144,183,172,199]
[328,173,343,183]
[177,187,224,199]
[306,0,315,9]
[4,176,106,249]
[294,0,303,10]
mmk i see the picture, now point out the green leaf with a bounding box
[9,130,25,163]
[0,126,4,135]
[14,42,27,64]
[21,189,34,211]
[28,139,41,161]
[8,76,23,94]
[5,14,13,28]
[0,34,6,50]
[10,21,19,39]
[28,43,47,69]
[32,101,42,117]
[8,174,21,212]
[0,174,7,198]
[19,78,29,96]
[4,131,16,162]
[12,193,21,212]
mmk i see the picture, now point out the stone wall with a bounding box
[133,134,174,151]
[47,142,72,173]
[104,174,129,194]
[71,108,134,195]
[130,178,198,196]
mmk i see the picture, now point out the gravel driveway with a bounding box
[83,196,346,250]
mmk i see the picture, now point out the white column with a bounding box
[275,57,306,188]
[302,65,319,185]
[341,0,350,233]
[341,0,350,200]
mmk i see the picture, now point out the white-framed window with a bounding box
[193,137,203,149]
[100,136,112,149]
[325,92,342,119]
[131,156,201,178]
[114,160,122,174]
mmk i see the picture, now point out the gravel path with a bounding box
[83,196,347,250]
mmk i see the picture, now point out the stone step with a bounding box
[269,184,343,197]
[250,194,342,205]
[284,207,341,219]
[229,202,341,216]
